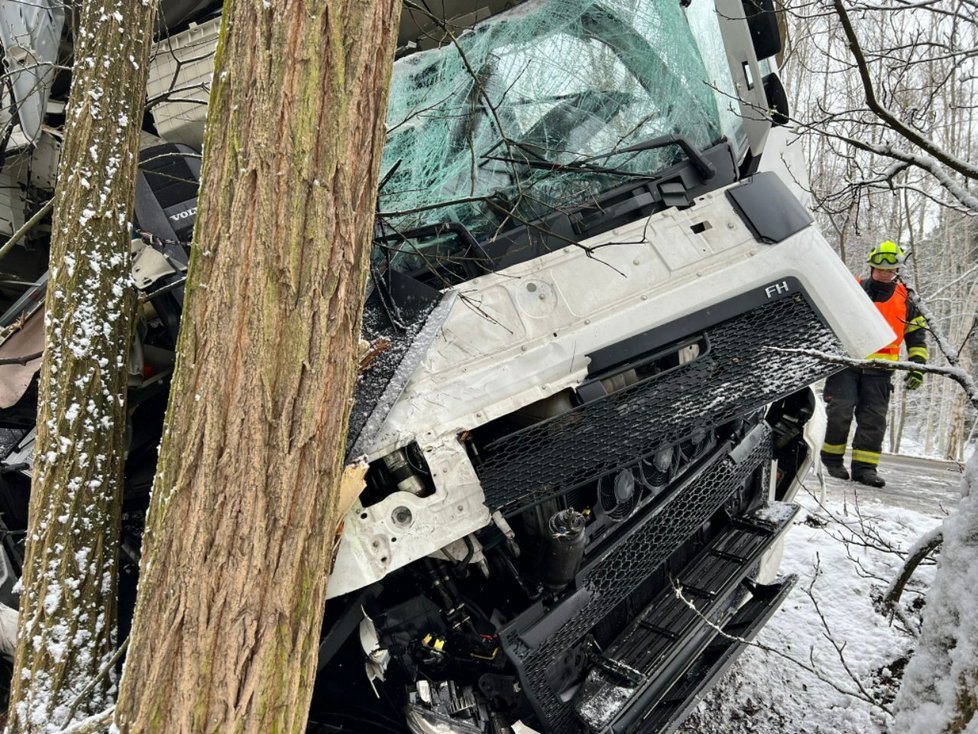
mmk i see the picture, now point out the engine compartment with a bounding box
[313,401,809,733]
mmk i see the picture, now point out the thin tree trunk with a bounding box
[113,2,401,732]
[5,1,157,730]
[893,453,978,733]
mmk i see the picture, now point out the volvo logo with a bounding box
[168,207,197,222]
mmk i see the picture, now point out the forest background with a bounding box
[781,0,977,461]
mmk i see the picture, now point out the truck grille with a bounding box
[476,292,840,514]
[499,426,773,733]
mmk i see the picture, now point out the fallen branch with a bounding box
[62,637,130,725]
[767,347,978,405]
[882,526,943,609]
[670,568,893,714]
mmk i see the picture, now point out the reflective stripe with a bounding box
[905,315,927,334]
[821,443,847,456]
[866,352,899,362]
[908,346,928,361]
[852,449,880,465]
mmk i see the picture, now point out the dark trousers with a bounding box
[821,367,892,468]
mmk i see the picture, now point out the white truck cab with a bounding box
[0,1,889,732]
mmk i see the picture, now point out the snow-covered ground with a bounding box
[679,456,961,734]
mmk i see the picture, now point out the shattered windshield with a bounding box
[378,0,739,258]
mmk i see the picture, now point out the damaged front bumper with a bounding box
[496,423,797,733]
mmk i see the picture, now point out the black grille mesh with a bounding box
[501,427,773,732]
[477,293,840,514]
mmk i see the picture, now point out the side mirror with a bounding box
[742,0,782,61]
[763,73,790,126]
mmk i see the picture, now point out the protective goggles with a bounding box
[868,251,904,267]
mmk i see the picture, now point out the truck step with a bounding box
[632,577,796,734]
[572,502,799,733]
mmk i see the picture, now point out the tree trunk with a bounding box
[113,2,401,732]
[893,451,978,733]
[5,1,157,730]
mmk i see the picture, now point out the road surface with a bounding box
[818,451,964,517]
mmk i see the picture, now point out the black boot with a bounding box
[852,465,885,488]
[821,459,849,481]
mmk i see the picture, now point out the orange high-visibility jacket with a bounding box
[858,279,928,363]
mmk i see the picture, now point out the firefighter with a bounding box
[820,241,928,487]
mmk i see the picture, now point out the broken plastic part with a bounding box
[359,609,390,696]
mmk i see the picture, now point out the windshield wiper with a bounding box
[481,154,650,178]
[483,134,717,182]
[587,134,716,180]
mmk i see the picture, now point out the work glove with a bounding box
[904,369,924,391]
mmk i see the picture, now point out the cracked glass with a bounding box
[378,0,742,253]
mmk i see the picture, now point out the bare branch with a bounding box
[0,199,55,263]
[0,350,43,366]
[832,0,978,182]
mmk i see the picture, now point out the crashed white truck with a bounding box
[0,0,892,732]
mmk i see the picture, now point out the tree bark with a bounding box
[113,2,401,732]
[5,1,158,730]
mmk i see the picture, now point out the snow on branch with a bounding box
[881,526,943,610]
[54,706,115,734]
[769,347,978,413]
[892,452,978,730]
[768,347,978,403]
[829,136,978,214]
